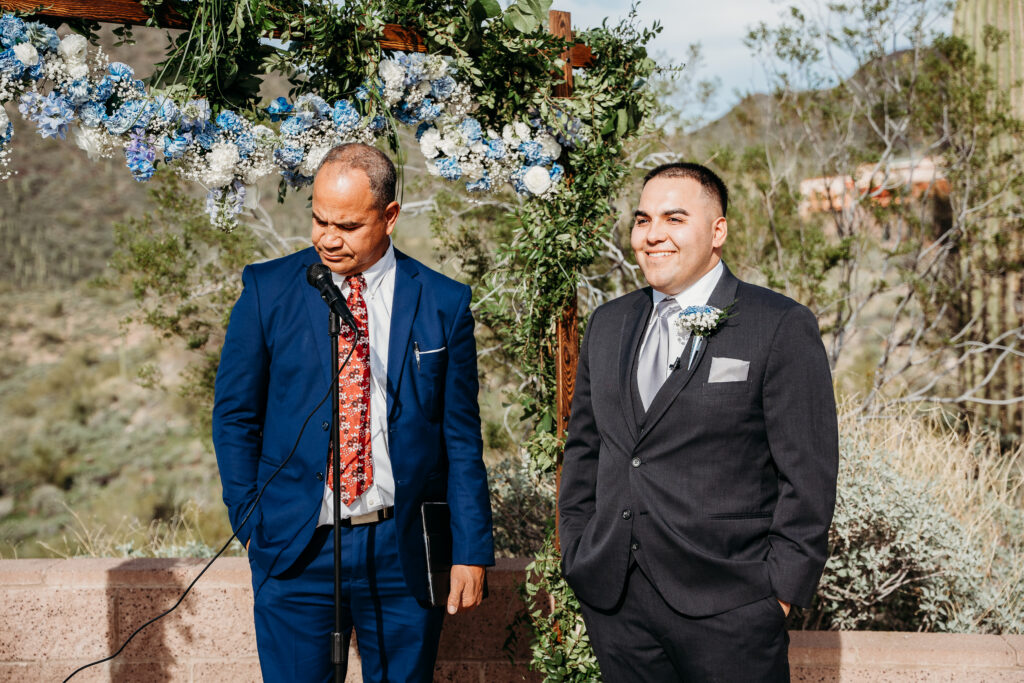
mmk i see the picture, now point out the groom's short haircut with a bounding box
[317,142,397,213]
[643,162,728,218]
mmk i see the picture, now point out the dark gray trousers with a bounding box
[579,561,790,682]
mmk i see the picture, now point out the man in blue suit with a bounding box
[212,142,494,682]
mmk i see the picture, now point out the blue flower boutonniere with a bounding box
[674,302,736,370]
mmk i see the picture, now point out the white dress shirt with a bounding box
[640,260,724,375]
[317,241,396,525]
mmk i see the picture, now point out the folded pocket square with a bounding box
[708,357,750,383]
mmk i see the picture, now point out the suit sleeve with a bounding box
[211,265,268,548]
[558,309,602,570]
[762,304,839,607]
[443,285,495,566]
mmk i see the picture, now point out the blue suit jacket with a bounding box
[212,246,495,601]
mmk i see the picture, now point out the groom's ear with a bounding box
[711,216,728,248]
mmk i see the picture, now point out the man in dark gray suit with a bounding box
[559,162,839,681]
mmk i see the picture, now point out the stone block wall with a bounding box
[1,558,1022,682]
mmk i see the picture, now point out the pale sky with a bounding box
[541,0,955,120]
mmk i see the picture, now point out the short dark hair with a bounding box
[643,162,728,218]
[317,143,397,212]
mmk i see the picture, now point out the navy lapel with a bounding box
[619,290,653,441]
[636,263,740,444]
[300,249,334,385]
[387,250,422,419]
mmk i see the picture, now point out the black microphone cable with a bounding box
[63,331,359,682]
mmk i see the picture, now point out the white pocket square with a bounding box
[708,357,749,383]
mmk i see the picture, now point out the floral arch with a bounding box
[0,2,661,677]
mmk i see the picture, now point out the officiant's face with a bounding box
[311,166,400,276]
[632,176,727,296]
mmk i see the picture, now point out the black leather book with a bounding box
[421,501,453,608]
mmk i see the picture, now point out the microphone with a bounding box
[306,263,360,335]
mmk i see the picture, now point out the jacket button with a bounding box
[321,421,330,431]
[315,472,324,481]
[622,510,632,520]
[631,457,641,468]
[631,542,640,551]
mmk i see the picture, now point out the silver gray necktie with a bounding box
[638,298,680,410]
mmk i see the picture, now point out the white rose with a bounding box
[537,132,562,161]
[513,121,531,140]
[66,62,89,79]
[74,127,114,161]
[501,124,517,144]
[205,142,240,188]
[299,144,330,176]
[419,128,441,159]
[523,165,552,195]
[378,60,405,88]
[13,43,39,67]
[58,34,88,64]
[0,106,9,129]
[425,160,441,177]
[438,134,459,158]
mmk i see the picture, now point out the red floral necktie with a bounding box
[328,274,373,505]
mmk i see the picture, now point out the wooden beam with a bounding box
[0,1,589,59]
[548,9,573,98]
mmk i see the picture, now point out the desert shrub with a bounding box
[800,408,1024,633]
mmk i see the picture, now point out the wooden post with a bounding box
[548,10,579,553]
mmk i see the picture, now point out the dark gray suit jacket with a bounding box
[559,264,839,617]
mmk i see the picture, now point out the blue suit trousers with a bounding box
[251,518,444,682]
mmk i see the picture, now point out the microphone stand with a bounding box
[328,310,350,682]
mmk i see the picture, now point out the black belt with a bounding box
[340,506,394,527]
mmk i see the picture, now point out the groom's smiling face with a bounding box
[631,176,728,296]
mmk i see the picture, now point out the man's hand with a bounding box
[447,565,485,615]
[778,599,791,617]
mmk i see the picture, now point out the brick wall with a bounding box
[1,558,1022,682]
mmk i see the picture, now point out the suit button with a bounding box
[622,510,632,520]
[321,421,330,431]
[631,457,641,468]
[315,472,324,481]
[631,542,640,551]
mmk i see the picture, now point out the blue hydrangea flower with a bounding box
[369,115,387,132]
[105,99,150,135]
[163,133,191,160]
[77,101,106,127]
[518,140,550,166]
[196,131,216,150]
[23,22,59,52]
[332,100,360,132]
[354,85,370,101]
[125,132,156,181]
[108,62,134,82]
[280,113,313,136]
[0,48,25,79]
[459,118,483,143]
[153,96,180,125]
[90,77,114,103]
[549,163,565,183]
[510,166,529,196]
[484,138,506,160]
[234,132,255,158]
[26,59,45,81]
[206,180,247,224]
[435,157,462,181]
[215,110,246,135]
[415,122,432,141]
[281,169,314,188]
[179,99,211,132]
[265,96,292,122]
[466,174,491,193]
[0,15,26,49]
[19,91,76,140]
[295,93,330,119]
[65,78,92,106]
[273,145,304,170]
[429,75,456,100]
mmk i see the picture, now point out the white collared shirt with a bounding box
[641,260,724,374]
[317,241,396,525]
